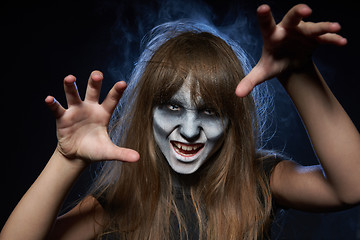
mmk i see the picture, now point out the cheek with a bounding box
[201,118,228,140]
[153,108,178,137]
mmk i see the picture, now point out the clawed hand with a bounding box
[44,4,346,164]
[45,71,140,164]
[235,4,347,97]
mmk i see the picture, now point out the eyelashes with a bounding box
[167,103,180,111]
[202,108,217,116]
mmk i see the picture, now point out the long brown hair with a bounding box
[91,21,276,239]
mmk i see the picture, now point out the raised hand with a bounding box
[45,70,140,165]
[235,4,347,97]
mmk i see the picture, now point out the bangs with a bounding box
[146,32,245,118]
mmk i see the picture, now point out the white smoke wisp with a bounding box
[106,0,261,82]
[104,0,283,150]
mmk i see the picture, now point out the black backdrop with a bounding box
[1,0,359,239]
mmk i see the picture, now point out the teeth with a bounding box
[172,141,203,152]
[183,145,192,151]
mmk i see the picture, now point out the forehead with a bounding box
[170,78,205,109]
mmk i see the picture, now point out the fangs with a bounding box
[171,141,204,156]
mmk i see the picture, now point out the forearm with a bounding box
[0,149,87,240]
[279,61,360,204]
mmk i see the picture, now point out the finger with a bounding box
[101,81,127,113]
[257,4,276,37]
[45,96,66,119]
[300,21,341,37]
[316,33,348,46]
[235,76,256,98]
[280,4,312,29]
[235,66,267,97]
[85,70,103,102]
[64,75,82,106]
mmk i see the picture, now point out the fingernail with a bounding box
[92,70,103,77]
[64,75,76,84]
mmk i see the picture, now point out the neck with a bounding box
[171,169,201,189]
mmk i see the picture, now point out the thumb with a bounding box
[103,142,140,162]
[235,65,267,97]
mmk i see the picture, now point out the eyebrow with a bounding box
[167,98,215,112]
[167,98,184,107]
[169,93,187,102]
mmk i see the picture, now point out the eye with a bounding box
[202,108,218,116]
[167,104,180,111]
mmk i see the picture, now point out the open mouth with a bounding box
[170,141,205,157]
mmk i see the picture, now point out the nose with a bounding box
[179,110,201,141]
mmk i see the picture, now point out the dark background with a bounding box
[1,0,359,239]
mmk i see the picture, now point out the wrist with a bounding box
[52,147,89,172]
[278,59,316,87]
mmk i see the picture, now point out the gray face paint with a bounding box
[153,82,228,174]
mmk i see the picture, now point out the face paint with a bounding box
[153,82,228,174]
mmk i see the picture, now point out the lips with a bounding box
[171,141,205,157]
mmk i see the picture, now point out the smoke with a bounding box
[101,0,294,152]
[101,0,262,82]
[100,0,302,155]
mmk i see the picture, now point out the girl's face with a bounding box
[153,81,228,174]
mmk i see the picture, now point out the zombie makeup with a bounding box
[153,82,228,174]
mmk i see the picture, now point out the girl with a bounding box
[1,4,359,240]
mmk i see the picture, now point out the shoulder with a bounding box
[256,149,284,179]
[49,196,108,240]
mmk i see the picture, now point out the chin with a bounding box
[170,161,201,175]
